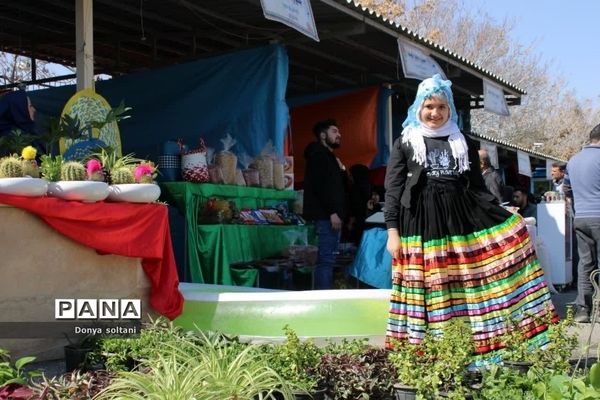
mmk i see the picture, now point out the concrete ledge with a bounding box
[0,205,151,360]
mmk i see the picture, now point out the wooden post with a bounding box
[76,0,94,91]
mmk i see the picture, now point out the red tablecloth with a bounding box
[0,194,183,320]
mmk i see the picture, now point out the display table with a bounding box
[0,194,183,320]
[161,182,314,285]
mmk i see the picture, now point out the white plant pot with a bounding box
[0,177,48,197]
[107,183,161,203]
[47,181,109,202]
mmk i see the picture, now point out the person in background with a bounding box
[384,74,555,355]
[347,164,371,246]
[565,123,600,323]
[551,162,567,193]
[366,191,382,217]
[302,118,347,289]
[512,186,537,220]
[478,148,504,203]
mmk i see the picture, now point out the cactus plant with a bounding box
[40,155,63,182]
[60,161,86,181]
[21,159,40,178]
[111,167,135,184]
[0,156,24,178]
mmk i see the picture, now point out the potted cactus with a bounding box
[107,161,161,203]
[0,148,48,197]
[44,157,109,202]
[89,147,161,203]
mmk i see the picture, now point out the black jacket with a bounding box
[384,136,496,230]
[302,141,347,221]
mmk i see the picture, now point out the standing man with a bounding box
[551,162,567,193]
[303,119,347,289]
[512,186,537,220]
[478,149,504,203]
[566,123,600,323]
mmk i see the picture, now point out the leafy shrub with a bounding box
[0,348,40,386]
[97,317,189,371]
[255,325,323,393]
[388,319,475,399]
[315,347,397,400]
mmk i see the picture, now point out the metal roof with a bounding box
[467,131,565,162]
[0,0,523,105]
[336,0,526,95]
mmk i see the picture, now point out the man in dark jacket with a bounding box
[303,118,346,289]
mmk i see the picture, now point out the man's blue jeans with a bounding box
[314,219,341,290]
[574,217,600,308]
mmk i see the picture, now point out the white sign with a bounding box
[483,79,510,116]
[517,150,532,177]
[480,141,499,169]
[261,0,319,42]
[397,38,446,80]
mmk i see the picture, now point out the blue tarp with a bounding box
[30,45,289,161]
[350,227,392,288]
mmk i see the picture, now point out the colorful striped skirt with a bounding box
[385,180,556,355]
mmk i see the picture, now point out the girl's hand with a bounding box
[386,229,401,260]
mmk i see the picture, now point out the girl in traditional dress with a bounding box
[384,74,556,354]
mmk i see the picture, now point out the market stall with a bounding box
[161,182,314,286]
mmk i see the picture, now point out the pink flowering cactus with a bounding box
[86,159,105,181]
[134,163,155,183]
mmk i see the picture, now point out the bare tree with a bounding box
[359,0,599,159]
[0,52,56,88]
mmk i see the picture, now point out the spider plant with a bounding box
[96,331,293,400]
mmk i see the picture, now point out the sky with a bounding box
[471,0,600,102]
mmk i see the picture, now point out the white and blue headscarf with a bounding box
[401,74,470,173]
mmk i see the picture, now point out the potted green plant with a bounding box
[89,147,161,203]
[256,325,324,399]
[314,345,397,400]
[0,147,48,196]
[64,334,98,372]
[388,319,477,400]
[43,156,110,202]
[96,330,293,400]
[0,347,40,400]
[500,305,577,374]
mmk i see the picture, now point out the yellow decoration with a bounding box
[21,146,37,160]
[59,88,123,156]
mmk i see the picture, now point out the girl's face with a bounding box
[419,96,449,129]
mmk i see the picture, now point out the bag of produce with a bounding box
[239,152,259,187]
[215,133,238,185]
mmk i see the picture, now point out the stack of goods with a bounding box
[179,135,294,190]
[198,198,305,225]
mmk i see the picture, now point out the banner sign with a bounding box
[261,0,319,42]
[397,38,446,80]
[480,141,499,169]
[483,79,510,116]
[517,150,532,177]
